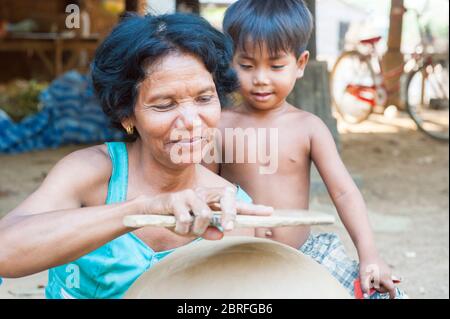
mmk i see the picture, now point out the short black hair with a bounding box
[91,13,238,132]
[223,0,313,58]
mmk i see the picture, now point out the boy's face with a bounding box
[233,43,309,111]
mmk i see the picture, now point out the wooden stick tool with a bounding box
[123,209,335,229]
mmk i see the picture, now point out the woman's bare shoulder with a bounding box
[56,145,112,204]
[39,145,112,201]
[6,144,113,217]
[51,145,111,181]
[64,144,111,170]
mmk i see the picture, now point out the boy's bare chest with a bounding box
[222,121,310,174]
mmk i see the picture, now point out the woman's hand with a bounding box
[136,187,273,240]
[359,254,397,299]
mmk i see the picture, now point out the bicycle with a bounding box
[330,6,449,141]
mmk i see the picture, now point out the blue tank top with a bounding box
[45,142,252,299]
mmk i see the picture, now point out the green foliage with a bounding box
[0,80,48,122]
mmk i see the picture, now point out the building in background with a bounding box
[0,0,122,81]
[316,0,374,66]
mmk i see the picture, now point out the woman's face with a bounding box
[129,52,221,168]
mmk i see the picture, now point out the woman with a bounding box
[0,13,272,299]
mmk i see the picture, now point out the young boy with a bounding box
[216,0,406,299]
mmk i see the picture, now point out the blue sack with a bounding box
[0,71,124,154]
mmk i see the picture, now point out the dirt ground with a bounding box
[0,112,448,299]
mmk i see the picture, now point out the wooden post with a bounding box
[288,0,339,147]
[54,37,63,76]
[176,0,200,14]
[125,0,147,15]
[382,0,405,108]
[304,0,317,60]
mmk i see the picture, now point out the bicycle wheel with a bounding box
[406,59,449,141]
[330,51,377,124]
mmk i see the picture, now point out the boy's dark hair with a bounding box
[223,0,313,58]
[91,13,238,132]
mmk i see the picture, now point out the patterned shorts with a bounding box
[299,233,407,299]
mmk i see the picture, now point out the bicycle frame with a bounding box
[344,7,433,108]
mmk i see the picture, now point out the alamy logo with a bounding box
[65,264,80,289]
[169,120,279,175]
[65,4,80,29]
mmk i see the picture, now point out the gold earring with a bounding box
[126,126,134,135]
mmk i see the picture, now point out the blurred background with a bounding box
[0,0,448,299]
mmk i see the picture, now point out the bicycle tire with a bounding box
[330,51,377,124]
[405,60,449,141]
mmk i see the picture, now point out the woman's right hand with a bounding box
[134,187,273,240]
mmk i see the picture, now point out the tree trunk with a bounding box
[288,0,339,147]
[176,0,200,14]
[125,0,147,15]
[382,0,405,108]
[304,0,317,60]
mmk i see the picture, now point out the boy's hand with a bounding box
[359,255,397,299]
